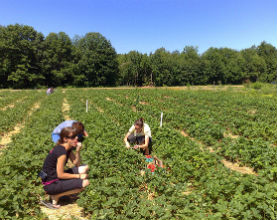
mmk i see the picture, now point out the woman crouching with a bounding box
[124,118,152,155]
[41,127,89,208]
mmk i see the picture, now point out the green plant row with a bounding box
[65,89,277,220]
[0,90,30,109]
[0,91,64,219]
[114,89,277,177]
[0,91,45,136]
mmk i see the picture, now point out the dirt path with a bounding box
[166,85,244,91]
[106,97,123,107]
[139,101,149,105]
[41,203,87,220]
[75,85,244,91]
[0,102,41,155]
[223,130,240,139]
[221,159,257,175]
[94,104,104,113]
[0,97,26,111]
[179,130,257,175]
[62,98,71,120]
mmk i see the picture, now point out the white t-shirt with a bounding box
[129,123,151,138]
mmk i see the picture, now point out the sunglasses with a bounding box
[67,134,78,139]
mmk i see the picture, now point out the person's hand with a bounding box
[125,142,130,149]
[76,142,82,152]
[133,145,140,149]
[79,173,88,179]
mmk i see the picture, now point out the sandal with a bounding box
[40,200,61,209]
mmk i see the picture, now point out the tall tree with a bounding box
[240,47,266,82]
[256,41,277,82]
[150,48,176,86]
[75,32,119,86]
[117,51,152,86]
[179,46,202,85]
[201,47,244,84]
[0,24,44,88]
[41,32,75,86]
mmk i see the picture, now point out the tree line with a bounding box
[0,24,276,88]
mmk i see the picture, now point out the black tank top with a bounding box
[42,145,71,181]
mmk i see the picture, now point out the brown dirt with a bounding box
[247,109,257,115]
[181,186,195,196]
[221,159,258,176]
[125,96,129,99]
[41,202,87,220]
[62,98,71,120]
[0,101,41,154]
[0,97,27,111]
[166,85,244,91]
[139,101,149,105]
[131,105,136,112]
[66,85,244,91]
[95,106,104,113]
[223,131,239,139]
[181,130,189,137]
[0,103,15,111]
[139,183,155,201]
[106,97,123,107]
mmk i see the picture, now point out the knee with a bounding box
[82,179,90,188]
[83,165,89,173]
[79,165,89,174]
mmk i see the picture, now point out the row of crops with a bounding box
[0,87,277,219]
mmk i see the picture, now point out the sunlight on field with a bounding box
[1,85,277,219]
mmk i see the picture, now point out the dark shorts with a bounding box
[127,134,152,155]
[44,167,83,195]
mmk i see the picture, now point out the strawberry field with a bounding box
[0,86,277,220]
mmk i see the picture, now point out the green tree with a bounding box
[201,47,244,84]
[179,46,202,85]
[150,48,177,86]
[256,41,277,82]
[117,51,152,86]
[0,24,44,88]
[240,47,266,82]
[75,32,119,86]
[41,32,75,87]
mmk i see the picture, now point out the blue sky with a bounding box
[1,0,276,54]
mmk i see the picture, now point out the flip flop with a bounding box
[40,200,61,209]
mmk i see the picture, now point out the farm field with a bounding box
[0,85,277,220]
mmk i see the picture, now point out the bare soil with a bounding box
[62,98,71,120]
[0,102,41,154]
[139,101,149,105]
[41,200,86,220]
[223,131,240,139]
[221,159,257,176]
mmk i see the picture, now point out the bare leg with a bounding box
[50,188,83,205]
